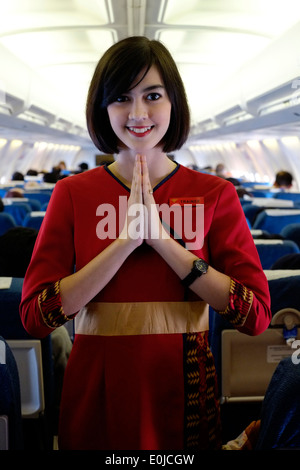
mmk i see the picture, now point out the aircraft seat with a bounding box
[243,204,262,226]
[280,223,300,249]
[25,198,41,211]
[0,336,23,449]
[221,308,300,404]
[3,202,32,226]
[22,211,46,230]
[274,192,300,203]
[254,239,299,269]
[210,270,300,397]
[252,209,300,234]
[0,213,17,235]
[24,192,52,206]
[0,277,54,449]
[246,190,271,198]
[243,198,295,226]
[214,269,300,442]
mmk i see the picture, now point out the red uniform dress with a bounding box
[20,164,271,450]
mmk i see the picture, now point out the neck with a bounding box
[110,150,177,188]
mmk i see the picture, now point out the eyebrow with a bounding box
[142,84,165,92]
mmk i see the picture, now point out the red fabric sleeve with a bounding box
[206,181,271,335]
[20,180,76,338]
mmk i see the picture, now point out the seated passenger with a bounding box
[11,171,24,181]
[4,188,24,198]
[273,171,293,191]
[224,357,300,450]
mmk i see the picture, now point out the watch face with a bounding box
[194,258,208,274]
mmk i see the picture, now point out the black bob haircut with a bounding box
[86,36,190,154]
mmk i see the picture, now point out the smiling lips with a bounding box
[127,126,153,137]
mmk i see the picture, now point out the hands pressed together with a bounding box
[119,154,170,247]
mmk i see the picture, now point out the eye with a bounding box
[115,95,129,103]
[146,92,161,101]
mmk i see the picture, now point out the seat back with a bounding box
[254,239,299,269]
[243,204,262,226]
[0,212,16,235]
[281,223,300,249]
[221,327,300,403]
[220,270,300,403]
[24,191,52,206]
[24,198,41,211]
[210,270,300,392]
[253,209,300,233]
[4,202,32,225]
[249,197,294,208]
[274,192,300,202]
[22,211,46,230]
[244,198,295,226]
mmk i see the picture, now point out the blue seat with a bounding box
[24,192,52,206]
[243,204,263,225]
[274,192,300,203]
[0,212,17,235]
[22,211,45,230]
[281,223,300,249]
[252,209,300,234]
[4,202,31,225]
[248,191,270,197]
[24,198,41,211]
[254,239,299,269]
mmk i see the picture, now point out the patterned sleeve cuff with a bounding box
[216,278,253,328]
[38,280,75,329]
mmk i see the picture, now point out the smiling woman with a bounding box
[20,35,271,451]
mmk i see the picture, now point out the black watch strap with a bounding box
[181,271,198,288]
[181,259,208,288]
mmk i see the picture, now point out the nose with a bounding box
[128,98,148,120]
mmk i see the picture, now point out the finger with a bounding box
[131,156,142,202]
[140,155,153,199]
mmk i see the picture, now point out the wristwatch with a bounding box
[181,258,208,288]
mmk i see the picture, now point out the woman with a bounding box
[20,36,271,450]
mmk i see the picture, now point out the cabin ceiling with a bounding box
[0,0,300,146]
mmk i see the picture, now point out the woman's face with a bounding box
[107,66,171,154]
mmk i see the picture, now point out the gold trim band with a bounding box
[75,301,209,336]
